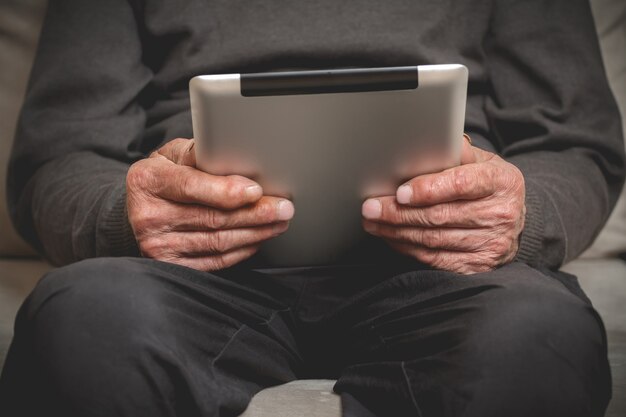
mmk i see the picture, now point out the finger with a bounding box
[363,196,491,228]
[161,196,295,231]
[394,162,497,206]
[168,245,260,272]
[460,133,495,166]
[460,134,476,164]
[153,138,197,167]
[386,241,494,275]
[151,160,264,209]
[171,223,289,256]
[363,221,487,251]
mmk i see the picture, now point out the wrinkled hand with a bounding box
[362,136,526,274]
[126,138,294,271]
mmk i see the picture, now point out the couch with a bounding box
[1,0,624,416]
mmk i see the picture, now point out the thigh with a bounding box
[331,262,611,417]
[0,257,304,417]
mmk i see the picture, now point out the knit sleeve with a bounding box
[483,0,625,268]
[7,0,149,264]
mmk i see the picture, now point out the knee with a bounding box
[470,265,604,358]
[459,264,610,415]
[23,257,168,352]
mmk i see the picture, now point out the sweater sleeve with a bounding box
[7,0,149,265]
[484,0,625,268]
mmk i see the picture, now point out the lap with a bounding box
[330,262,610,417]
[2,258,611,417]
[2,257,305,416]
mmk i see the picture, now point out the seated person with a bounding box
[1,0,624,416]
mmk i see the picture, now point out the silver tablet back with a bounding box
[190,65,467,267]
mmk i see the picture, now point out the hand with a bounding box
[362,135,526,274]
[126,138,294,271]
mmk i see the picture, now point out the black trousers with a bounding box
[0,258,611,417]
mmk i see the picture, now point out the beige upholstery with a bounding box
[0,0,46,257]
[584,0,626,258]
[239,380,340,417]
[0,259,51,361]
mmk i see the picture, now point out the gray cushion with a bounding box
[562,258,626,333]
[0,259,51,363]
[562,258,626,417]
[584,0,626,258]
[0,0,47,256]
[239,380,340,417]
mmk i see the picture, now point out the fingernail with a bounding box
[277,200,295,221]
[396,185,413,204]
[245,184,263,199]
[362,199,382,219]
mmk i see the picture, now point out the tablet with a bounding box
[190,65,468,267]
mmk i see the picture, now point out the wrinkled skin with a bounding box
[126,138,294,271]
[127,136,525,274]
[362,136,526,275]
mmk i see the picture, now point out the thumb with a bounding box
[460,134,493,165]
[154,138,197,167]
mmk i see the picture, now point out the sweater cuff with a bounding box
[100,185,141,257]
[515,184,544,266]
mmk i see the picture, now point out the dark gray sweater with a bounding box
[8,0,625,269]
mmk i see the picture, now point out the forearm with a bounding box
[511,149,624,269]
[485,0,626,268]
[12,152,139,265]
[6,0,151,264]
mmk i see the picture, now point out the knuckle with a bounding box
[396,207,411,225]
[409,179,433,202]
[422,229,442,248]
[255,200,275,223]
[452,170,471,195]
[206,210,228,229]
[127,161,153,190]
[403,209,422,226]
[139,236,167,258]
[222,176,238,193]
[180,171,199,195]
[413,247,436,264]
[488,162,502,185]
[132,215,152,234]
[208,231,229,253]
[433,229,446,247]
[429,205,449,226]
[130,207,161,235]
[431,250,447,266]
[487,236,510,256]
[403,209,421,226]
[424,179,439,202]
[383,202,400,224]
[448,259,469,274]
[210,255,230,271]
[492,202,518,224]
[456,233,471,248]
[222,176,245,202]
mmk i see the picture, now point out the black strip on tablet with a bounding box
[240,67,418,97]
